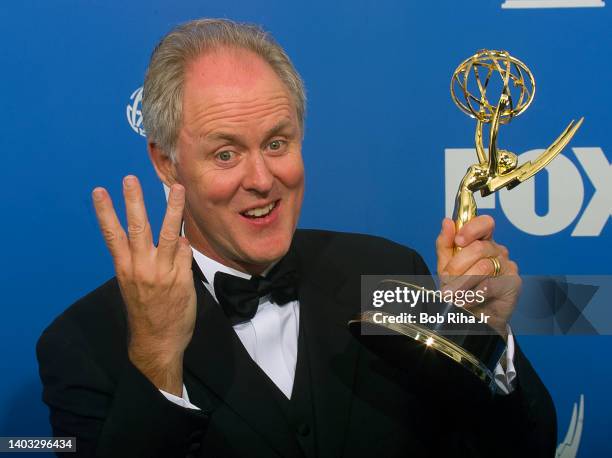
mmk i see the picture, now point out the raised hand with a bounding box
[92,175,196,395]
[436,215,521,339]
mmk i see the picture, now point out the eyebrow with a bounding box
[264,119,295,139]
[205,131,241,144]
[203,119,296,146]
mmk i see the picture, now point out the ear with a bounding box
[147,142,177,187]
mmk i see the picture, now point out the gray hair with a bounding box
[142,18,306,163]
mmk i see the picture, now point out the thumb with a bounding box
[436,217,455,275]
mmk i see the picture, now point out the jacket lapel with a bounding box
[297,259,361,458]
[184,271,303,458]
[182,239,362,458]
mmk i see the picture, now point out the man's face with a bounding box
[171,47,304,274]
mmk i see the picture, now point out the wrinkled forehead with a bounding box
[183,47,292,109]
[181,47,298,136]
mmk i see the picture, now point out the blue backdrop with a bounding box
[1,1,610,456]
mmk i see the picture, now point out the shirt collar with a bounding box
[181,221,278,302]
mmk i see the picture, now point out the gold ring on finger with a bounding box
[488,256,501,278]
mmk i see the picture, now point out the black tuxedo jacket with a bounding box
[37,230,557,457]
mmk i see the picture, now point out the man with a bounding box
[37,19,556,457]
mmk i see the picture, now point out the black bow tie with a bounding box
[213,259,299,325]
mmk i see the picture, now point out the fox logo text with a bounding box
[445,148,611,236]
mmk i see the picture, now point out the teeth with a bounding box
[244,202,276,217]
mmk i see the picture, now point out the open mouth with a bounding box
[240,200,280,219]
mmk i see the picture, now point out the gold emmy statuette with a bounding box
[348,50,583,390]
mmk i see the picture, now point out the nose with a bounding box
[242,151,274,195]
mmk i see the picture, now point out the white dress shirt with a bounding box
[191,249,300,400]
[160,246,517,409]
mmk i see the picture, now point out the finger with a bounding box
[157,184,186,267]
[463,255,518,280]
[463,275,521,326]
[455,215,495,248]
[92,187,131,272]
[443,271,488,297]
[436,218,456,276]
[174,236,193,273]
[472,274,521,305]
[443,239,500,277]
[122,175,153,257]
[463,255,506,278]
[441,267,506,304]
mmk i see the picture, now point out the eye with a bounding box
[216,150,235,162]
[267,140,286,153]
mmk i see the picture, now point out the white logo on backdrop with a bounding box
[502,0,604,8]
[445,148,612,236]
[556,394,585,458]
[126,86,146,137]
